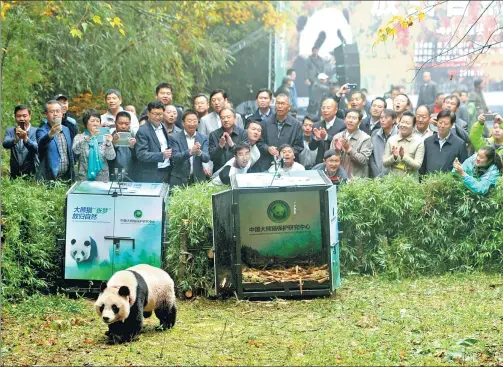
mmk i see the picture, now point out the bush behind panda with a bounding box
[95,264,176,344]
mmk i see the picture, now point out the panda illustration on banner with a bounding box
[292,6,358,98]
[69,236,110,266]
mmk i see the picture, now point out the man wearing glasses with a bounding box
[36,100,75,181]
[135,100,173,183]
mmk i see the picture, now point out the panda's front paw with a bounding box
[107,333,124,345]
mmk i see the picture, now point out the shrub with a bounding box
[165,182,228,296]
[2,173,503,301]
[338,173,503,277]
[1,178,69,301]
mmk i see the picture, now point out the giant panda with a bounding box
[69,236,109,266]
[94,264,176,344]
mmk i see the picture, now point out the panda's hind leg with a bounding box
[154,304,176,330]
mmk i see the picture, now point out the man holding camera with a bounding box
[3,105,39,179]
[36,100,75,181]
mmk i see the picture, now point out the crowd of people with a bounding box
[3,73,502,195]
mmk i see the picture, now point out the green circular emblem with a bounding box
[134,210,143,218]
[267,200,291,223]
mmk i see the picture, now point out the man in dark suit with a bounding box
[244,88,274,128]
[209,107,249,173]
[255,94,304,169]
[417,72,438,107]
[135,100,173,183]
[420,109,468,175]
[360,97,387,136]
[36,100,74,181]
[2,105,38,179]
[309,98,346,165]
[170,109,210,187]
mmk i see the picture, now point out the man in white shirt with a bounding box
[134,100,173,183]
[170,110,210,187]
[414,105,434,141]
[268,144,305,173]
[211,142,254,186]
[101,89,139,134]
[199,89,244,136]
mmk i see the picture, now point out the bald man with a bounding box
[417,71,438,107]
[163,105,182,136]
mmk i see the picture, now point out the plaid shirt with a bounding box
[54,131,70,177]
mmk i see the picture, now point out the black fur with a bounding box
[106,271,149,344]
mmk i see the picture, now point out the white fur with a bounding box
[95,264,175,324]
[127,264,176,312]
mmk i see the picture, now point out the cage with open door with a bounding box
[212,171,340,299]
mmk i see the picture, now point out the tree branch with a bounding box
[407,39,503,79]
[412,0,495,81]
[464,26,503,70]
[436,1,470,58]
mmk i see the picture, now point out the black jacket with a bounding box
[244,108,274,128]
[134,122,173,183]
[170,131,210,187]
[417,81,438,107]
[209,125,249,173]
[308,118,346,164]
[256,113,303,167]
[109,145,137,181]
[420,133,468,174]
[360,116,381,136]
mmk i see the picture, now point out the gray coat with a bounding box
[369,125,398,178]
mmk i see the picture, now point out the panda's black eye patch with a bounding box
[99,304,104,313]
[84,241,90,247]
[112,305,119,314]
[81,251,85,257]
[73,251,77,257]
[71,239,76,245]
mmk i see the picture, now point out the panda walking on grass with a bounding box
[95,264,176,344]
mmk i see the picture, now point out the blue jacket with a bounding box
[452,153,500,195]
[36,122,75,180]
[2,125,38,178]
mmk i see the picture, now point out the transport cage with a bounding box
[62,181,169,293]
[212,171,341,299]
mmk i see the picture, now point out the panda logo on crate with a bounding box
[95,264,177,344]
[69,236,110,266]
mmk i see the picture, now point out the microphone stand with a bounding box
[269,156,282,187]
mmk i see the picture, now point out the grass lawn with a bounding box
[3,272,503,366]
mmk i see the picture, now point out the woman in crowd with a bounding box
[452,146,502,195]
[73,109,116,182]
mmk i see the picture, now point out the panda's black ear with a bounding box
[100,281,107,292]
[71,239,76,245]
[118,286,130,297]
[84,240,91,247]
